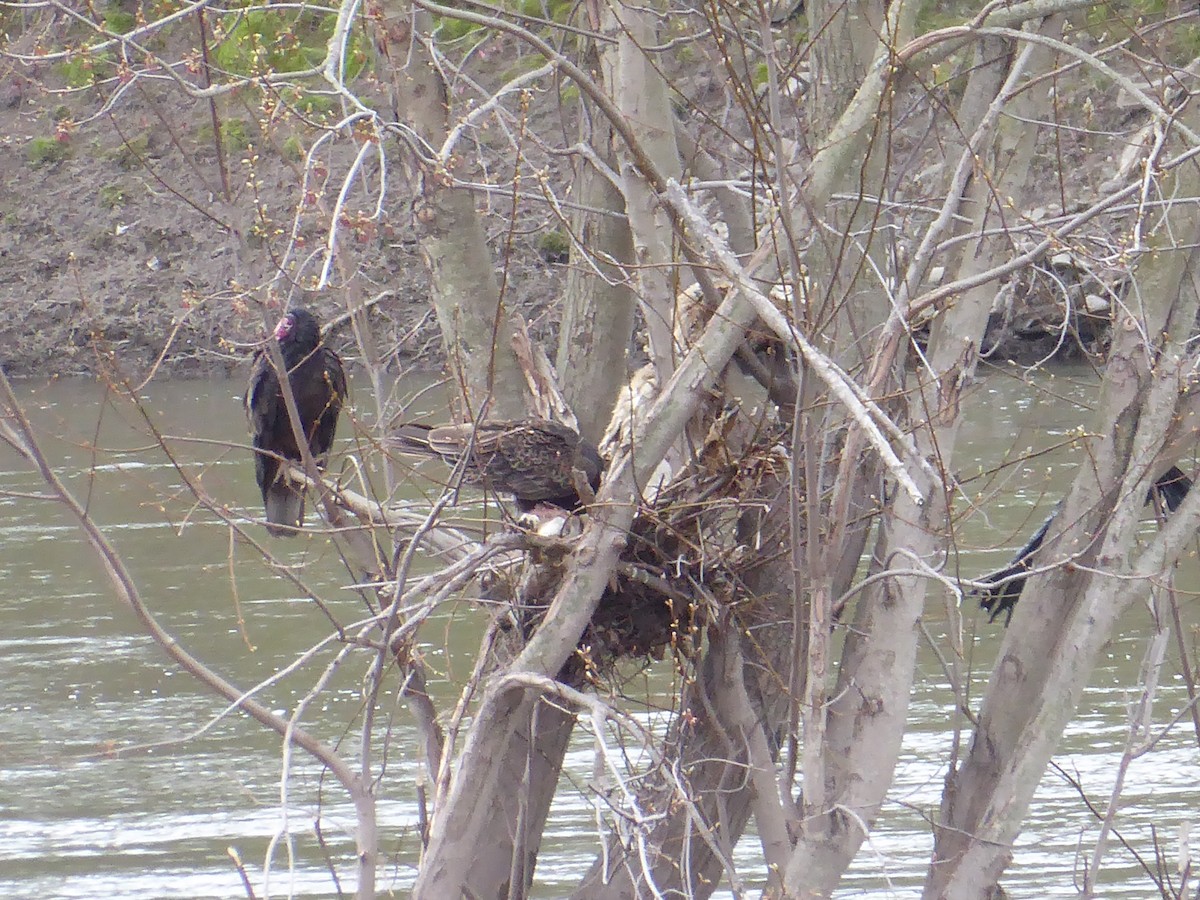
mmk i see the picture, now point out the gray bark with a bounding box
[804,0,885,142]
[784,16,1063,896]
[557,45,637,445]
[420,690,575,899]
[928,105,1200,898]
[598,0,685,382]
[414,275,762,897]
[574,477,795,900]
[371,2,527,418]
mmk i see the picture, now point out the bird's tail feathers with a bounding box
[1150,465,1193,513]
[265,483,305,537]
[390,423,436,454]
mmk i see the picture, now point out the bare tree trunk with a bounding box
[805,0,884,142]
[419,687,574,899]
[928,105,1200,897]
[574,481,796,900]
[370,1,527,418]
[784,16,1061,895]
[363,8,599,894]
[557,43,636,445]
[675,127,757,260]
[780,9,914,895]
[19,2,1200,899]
[414,276,762,895]
[598,0,685,383]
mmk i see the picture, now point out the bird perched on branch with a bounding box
[976,465,1192,624]
[390,418,604,515]
[246,308,347,536]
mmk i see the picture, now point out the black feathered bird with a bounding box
[245,308,347,536]
[976,465,1193,625]
[390,418,603,514]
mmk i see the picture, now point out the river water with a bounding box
[1,370,1197,898]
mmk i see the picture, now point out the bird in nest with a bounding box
[390,418,604,528]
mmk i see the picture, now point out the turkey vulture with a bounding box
[245,308,347,536]
[390,418,603,513]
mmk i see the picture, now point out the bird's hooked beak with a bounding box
[273,313,294,341]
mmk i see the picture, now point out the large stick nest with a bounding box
[497,419,791,684]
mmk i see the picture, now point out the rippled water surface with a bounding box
[2,370,1197,898]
